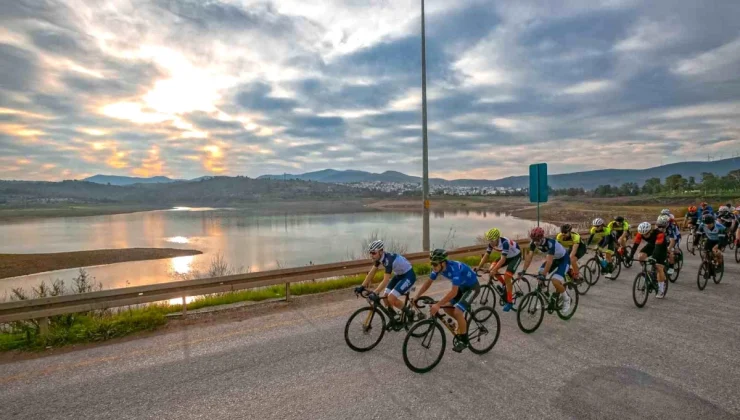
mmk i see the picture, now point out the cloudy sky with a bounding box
[1,0,739,181]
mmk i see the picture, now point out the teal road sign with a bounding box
[529,163,548,203]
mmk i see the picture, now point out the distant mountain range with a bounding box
[259,157,740,190]
[83,175,181,186]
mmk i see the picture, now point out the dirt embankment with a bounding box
[0,248,202,279]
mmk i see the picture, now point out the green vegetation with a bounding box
[0,254,494,352]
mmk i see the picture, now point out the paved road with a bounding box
[1,251,739,420]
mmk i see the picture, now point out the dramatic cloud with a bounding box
[0,0,739,181]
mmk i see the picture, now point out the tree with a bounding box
[701,172,718,192]
[642,177,662,194]
[664,174,687,192]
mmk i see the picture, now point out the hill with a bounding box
[84,175,180,185]
[259,157,740,190]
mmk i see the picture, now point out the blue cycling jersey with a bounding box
[486,237,521,258]
[429,260,479,288]
[529,238,568,260]
[666,223,681,240]
[375,252,412,276]
[698,222,726,241]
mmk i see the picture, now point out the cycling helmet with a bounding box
[656,215,670,227]
[430,248,448,263]
[735,206,740,213]
[560,224,572,234]
[592,218,604,227]
[637,222,652,234]
[615,216,624,223]
[688,206,697,212]
[368,240,384,252]
[718,206,729,214]
[700,202,707,207]
[529,227,545,241]
[660,209,671,216]
[702,214,715,224]
[485,228,501,242]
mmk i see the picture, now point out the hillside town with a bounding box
[345,181,525,196]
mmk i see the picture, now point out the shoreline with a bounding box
[0,248,203,280]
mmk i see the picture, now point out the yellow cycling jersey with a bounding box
[607,221,629,232]
[556,232,581,248]
[589,226,612,243]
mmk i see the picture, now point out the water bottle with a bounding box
[600,259,607,269]
[446,317,456,328]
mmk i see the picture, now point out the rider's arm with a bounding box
[361,265,378,288]
[586,233,594,247]
[629,233,642,259]
[542,254,554,276]
[520,244,535,272]
[475,251,491,271]
[570,244,579,259]
[490,254,507,274]
[374,272,392,294]
[620,223,629,239]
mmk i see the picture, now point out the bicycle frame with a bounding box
[357,289,415,330]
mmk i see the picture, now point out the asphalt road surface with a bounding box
[2,250,739,420]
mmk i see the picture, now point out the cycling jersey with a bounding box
[556,232,581,248]
[631,229,668,263]
[587,226,612,245]
[375,252,412,276]
[700,206,715,217]
[529,238,568,260]
[698,222,726,241]
[666,223,681,241]
[685,211,699,222]
[718,215,734,228]
[486,237,521,258]
[429,260,479,288]
[607,221,629,233]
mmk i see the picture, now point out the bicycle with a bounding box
[697,234,708,260]
[727,230,736,251]
[516,272,579,334]
[697,248,725,291]
[632,258,668,308]
[567,264,592,295]
[736,240,739,263]
[685,224,697,255]
[475,270,531,313]
[344,288,431,352]
[615,244,634,269]
[585,248,620,284]
[402,297,501,373]
[666,248,684,283]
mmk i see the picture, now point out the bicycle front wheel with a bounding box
[714,260,724,284]
[402,320,446,374]
[466,307,500,355]
[609,256,622,280]
[476,284,496,314]
[585,257,600,285]
[517,292,545,334]
[557,283,579,320]
[344,307,386,352]
[697,262,710,291]
[513,277,532,310]
[575,265,591,295]
[622,246,634,268]
[632,272,649,308]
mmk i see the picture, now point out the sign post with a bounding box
[529,163,549,226]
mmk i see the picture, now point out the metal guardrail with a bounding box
[0,244,496,323]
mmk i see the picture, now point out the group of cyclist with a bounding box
[354,201,739,353]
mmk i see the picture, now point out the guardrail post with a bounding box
[285,283,291,302]
[182,296,187,315]
[38,317,49,336]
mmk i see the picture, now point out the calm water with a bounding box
[0,208,553,295]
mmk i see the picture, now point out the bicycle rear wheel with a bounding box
[608,256,621,280]
[512,277,531,310]
[557,282,579,320]
[686,234,695,255]
[585,257,600,285]
[668,256,681,283]
[697,262,710,291]
[575,265,591,295]
[632,272,649,308]
[402,320,446,373]
[466,307,500,355]
[622,246,634,268]
[344,307,386,352]
[714,260,724,284]
[475,284,496,316]
[517,292,545,334]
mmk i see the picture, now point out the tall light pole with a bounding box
[421,0,430,251]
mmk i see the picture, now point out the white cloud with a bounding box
[673,37,740,81]
[562,80,616,95]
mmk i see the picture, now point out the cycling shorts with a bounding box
[384,270,417,298]
[640,244,666,265]
[501,253,522,274]
[450,283,480,312]
[598,235,615,254]
[538,257,570,282]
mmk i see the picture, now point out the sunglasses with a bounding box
[369,251,379,255]
[431,262,440,267]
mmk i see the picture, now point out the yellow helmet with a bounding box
[485,228,501,242]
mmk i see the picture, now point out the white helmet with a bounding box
[638,222,652,234]
[368,240,384,252]
[660,209,671,216]
[592,218,605,227]
[656,215,670,227]
[718,206,729,214]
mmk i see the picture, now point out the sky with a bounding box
[1,0,739,181]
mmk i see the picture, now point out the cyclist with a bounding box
[735,207,740,246]
[628,221,668,298]
[586,218,616,279]
[693,214,727,263]
[684,206,699,231]
[699,202,714,217]
[608,216,630,250]
[475,228,522,312]
[356,240,416,323]
[556,224,586,281]
[413,249,480,353]
[718,206,736,235]
[661,215,681,275]
[519,227,572,313]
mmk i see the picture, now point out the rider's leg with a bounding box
[503,272,514,303]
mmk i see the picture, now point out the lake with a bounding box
[0,208,553,296]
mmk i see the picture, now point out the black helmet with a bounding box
[702,214,715,224]
[615,216,624,223]
[560,224,572,234]
[430,248,448,263]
